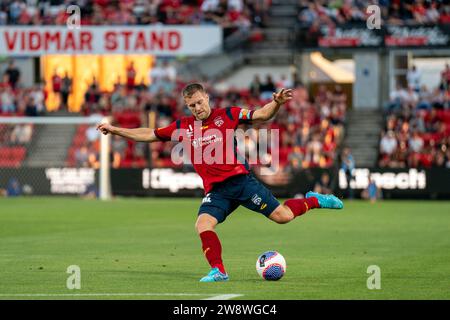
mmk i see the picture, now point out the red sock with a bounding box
[199,230,226,274]
[284,197,319,218]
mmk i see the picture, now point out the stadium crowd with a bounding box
[0,0,270,32]
[379,64,450,168]
[298,0,450,28]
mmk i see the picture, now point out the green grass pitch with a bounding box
[0,197,449,300]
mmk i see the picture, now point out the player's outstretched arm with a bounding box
[97,123,159,142]
[252,88,293,122]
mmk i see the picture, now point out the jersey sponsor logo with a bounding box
[214,116,224,127]
[251,194,262,206]
[191,134,223,148]
[202,193,212,204]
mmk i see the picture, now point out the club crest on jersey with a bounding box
[214,116,224,127]
[251,194,262,205]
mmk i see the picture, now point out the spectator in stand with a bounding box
[86,125,100,145]
[0,7,7,25]
[440,63,450,90]
[409,131,424,154]
[440,2,450,23]
[340,147,355,200]
[51,69,62,105]
[135,77,148,93]
[387,84,408,113]
[276,74,293,91]
[24,95,38,116]
[286,146,303,172]
[424,0,440,24]
[298,1,318,28]
[4,60,20,90]
[417,85,432,110]
[380,130,398,157]
[392,140,409,167]
[313,172,332,194]
[83,81,101,114]
[6,177,21,197]
[0,86,15,113]
[249,74,262,98]
[332,84,347,104]
[404,86,420,110]
[0,74,8,89]
[149,59,176,94]
[259,74,276,100]
[88,146,100,169]
[434,150,447,167]
[361,177,382,203]
[10,124,33,145]
[304,133,323,168]
[112,134,127,168]
[407,65,421,93]
[111,85,129,112]
[75,144,90,168]
[61,72,72,111]
[30,84,45,114]
[126,62,137,91]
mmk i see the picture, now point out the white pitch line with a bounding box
[203,294,243,300]
[0,293,243,300]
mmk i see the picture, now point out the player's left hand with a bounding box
[273,88,293,105]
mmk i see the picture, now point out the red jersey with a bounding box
[154,107,254,193]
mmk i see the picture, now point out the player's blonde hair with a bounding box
[182,83,205,98]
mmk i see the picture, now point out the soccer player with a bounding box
[97,83,343,282]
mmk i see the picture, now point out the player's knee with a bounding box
[195,213,217,234]
[269,207,294,224]
[195,219,208,234]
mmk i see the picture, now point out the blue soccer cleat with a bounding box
[199,267,229,282]
[306,191,344,209]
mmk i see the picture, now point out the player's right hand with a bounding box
[97,123,114,135]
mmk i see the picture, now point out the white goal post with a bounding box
[0,115,111,200]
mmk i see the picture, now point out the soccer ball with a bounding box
[256,251,286,281]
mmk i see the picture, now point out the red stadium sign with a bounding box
[0,26,222,56]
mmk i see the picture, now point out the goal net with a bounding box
[0,115,111,200]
